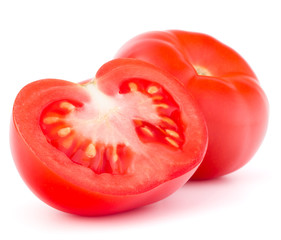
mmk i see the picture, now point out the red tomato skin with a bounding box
[116,30,269,179]
[10,59,207,215]
[11,122,196,216]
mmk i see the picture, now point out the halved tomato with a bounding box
[10,59,207,216]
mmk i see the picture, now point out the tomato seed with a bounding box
[165,137,179,148]
[85,143,96,158]
[140,126,154,136]
[165,129,180,138]
[112,147,118,162]
[128,82,138,92]
[152,95,164,101]
[147,86,159,94]
[43,116,60,124]
[161,116,177,127]
[57,127,71,137]
[154,103,169,109]
[60,101,75,111]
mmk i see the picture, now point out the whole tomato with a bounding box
[116,30,269,180]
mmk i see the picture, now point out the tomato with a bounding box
[10,59,207,215]
[116,30,269,180]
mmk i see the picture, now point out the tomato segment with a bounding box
[119,79,184,149]
[11,59,208,215]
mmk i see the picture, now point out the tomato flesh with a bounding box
[11,59,208,215]
[40,78,185,176]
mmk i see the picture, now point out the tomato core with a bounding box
[194,65,212,76]
[40,79,185,175]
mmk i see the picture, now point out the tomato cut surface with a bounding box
[10,59,207,215]
[40,78,185,176]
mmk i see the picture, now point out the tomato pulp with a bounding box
[10,59,208,215]
[116,30,269,179]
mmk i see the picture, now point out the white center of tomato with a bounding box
[65,81,160,147]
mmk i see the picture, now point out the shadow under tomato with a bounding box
[17,168,267,231]
[178,168,267,214]
[61,169,262,219]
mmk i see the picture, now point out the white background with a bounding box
[1,0,280,239]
